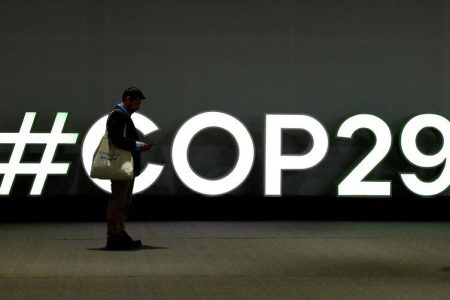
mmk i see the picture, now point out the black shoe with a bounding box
[106,235,142,250]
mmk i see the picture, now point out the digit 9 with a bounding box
[400,114,450,196]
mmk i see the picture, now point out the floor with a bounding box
[1,221,450,299]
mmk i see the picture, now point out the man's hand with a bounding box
[141,141,153,152]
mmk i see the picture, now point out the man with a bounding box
[105,87,152,250]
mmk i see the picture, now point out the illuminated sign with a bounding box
[1,112,449,197]
[171,112,254,196]
[0,112,78,196]
[81,112,450,197]
[265,114,329,196]
[336,114,392,196]
[400,114,450,196]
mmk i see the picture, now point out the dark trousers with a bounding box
[107,178,135,239]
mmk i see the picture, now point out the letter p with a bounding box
[265,115,329,196]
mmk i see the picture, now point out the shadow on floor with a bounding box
[86,245,168,251]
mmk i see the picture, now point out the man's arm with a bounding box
[107,110,136,151]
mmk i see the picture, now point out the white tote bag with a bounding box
[90,124,134,180]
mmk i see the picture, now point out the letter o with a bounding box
[171,111,254,196]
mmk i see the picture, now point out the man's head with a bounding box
[121,86,146,113]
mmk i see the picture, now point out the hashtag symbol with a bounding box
[0,112,78,196]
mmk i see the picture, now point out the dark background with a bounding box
[0,0,449,220]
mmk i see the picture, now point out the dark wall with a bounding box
[0,0,449,198]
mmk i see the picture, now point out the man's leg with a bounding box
[107,179,133,239]
[123,178,135,223]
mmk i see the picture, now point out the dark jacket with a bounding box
[106,108,141,177]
